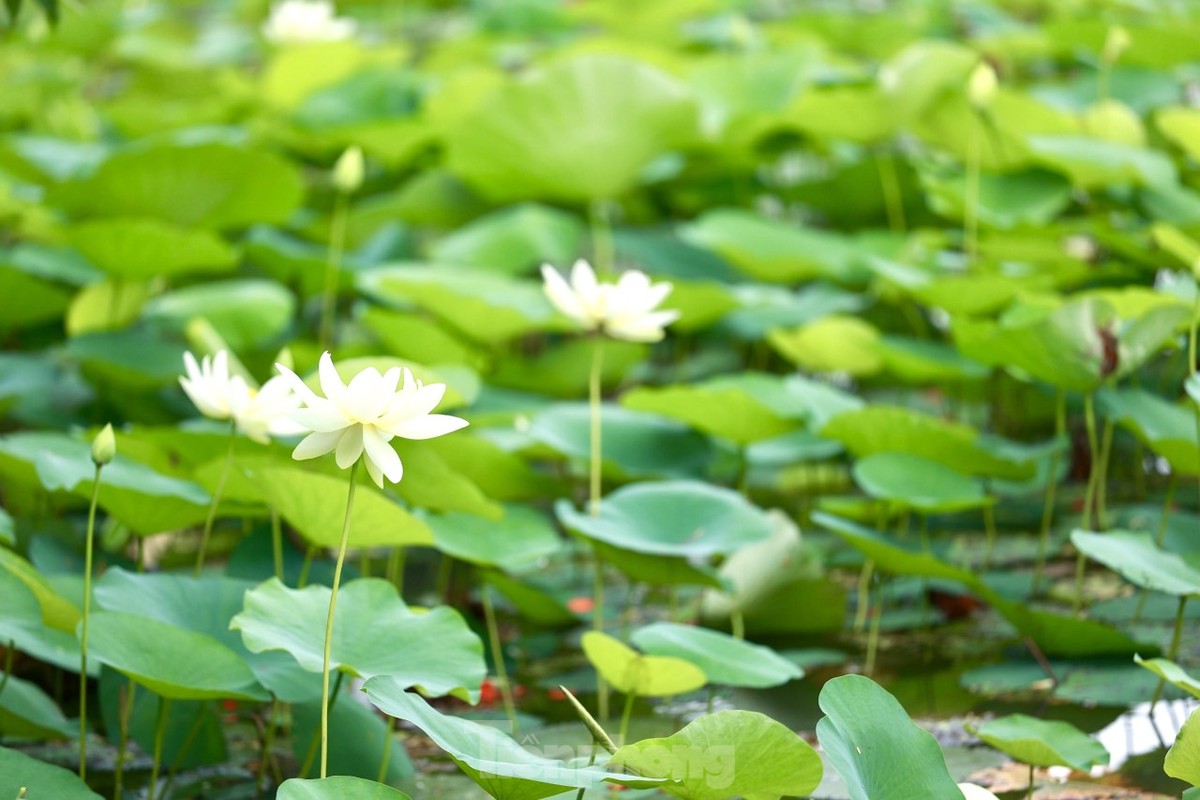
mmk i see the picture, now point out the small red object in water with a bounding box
[221,699,238,712]
[928,589,984,620]
[567,596,594,614]
[547,687,566,701]
[479,677,500,705]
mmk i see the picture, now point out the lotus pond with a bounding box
[6,0,1200,798]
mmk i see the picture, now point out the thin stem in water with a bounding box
[79,463,102,780]
[482,582,518,733]
[195,420,237,576]
[271,507,284,582]
[147,697,171,800]
[618,692,636,747]
[1073,392,1099,615]
[1033,391,1066,595]
[320,460,360,778]
[318,192,350,351]
[1150,596,1188,712]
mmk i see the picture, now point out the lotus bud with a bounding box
[1103,26,1131,64]
[91,423,116,466]
[332,146,364,194]
[967,62,998,110]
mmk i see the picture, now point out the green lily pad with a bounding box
[67,217,236,280]
[610,710,822,800]
[967,714,1108,771]
[768,315,881,376]
[0,548,79,632]
[255,467,434,550]
[231,577,485,702]
[143,279,295,351]
[0,266,72,332]
[555,480,773,559]
[429,203,584,275]
[1071,529,1200,596]
[359,264,567,344]
[86,610,269,701]
[700,511,845,635]
[1100,388,1200,474]
[582,631,706,697]
[94,569,316,703]
[278,777,413,800]
[0,569,89,674]
[1167,707,1200,787]
[1135,655,1200,699]
[630,623,801,688]
[953,298,1107,392]
[816,674,962,800]
[0,746,102,800]
[0,432,209,535]
[490,339,646,399]
[853,452,988,513]
[428,505,561,571]
[620,374,806,445]
[0,675,76,740]
[363,678,650,800]
[50,142,304,229]
[822,406,1033,480]
[1027,135,1176,188]
[445,54,696,202]
[529,404,712,479]
[681,209,863,284]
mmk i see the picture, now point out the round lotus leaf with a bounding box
[630,622,801,688]
[853,452,988,513]
[967,714,1108,771]
[555,480,774,558]
[581,631,706,697]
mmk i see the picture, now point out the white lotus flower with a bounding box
[180,351,305,445]
[262,0,356,45]
[540,259,680,342]
[275,352,468,488]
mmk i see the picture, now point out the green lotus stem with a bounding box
[981,500,998,570]
[730,609,745,640]
[0,639,13,698]
[588,338,605,515]
[865,579,883,678]
[560,685,616,754]
[298,544,316,588]
[1132,473,1179,624]
[1026,762,1034,800]
[79,461,102,781]
[257,698,280,794]
[618,691,636,747]
[271,507,284,581]
[320,460,359,778]
[194,420,236,576]
[1073,392,1100,614]
[854,560,874,632]
[147,697,171,800]
[1094,418,1114,529]
[1189,289,1200,538]
[386,547,406,594]
[875,149,906,233]
[963,120,982,265]
[482,582,518,733]
[377,716,396,783]
[589,199,614,275]
[113,681,135,800]
[1033,390,1066,595]
[588,337,609,721]
[300,672,344,778]
[593,544,609,721]
[1150,596,1188,712]
[706,685,716,715]
[318,191,350,351]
